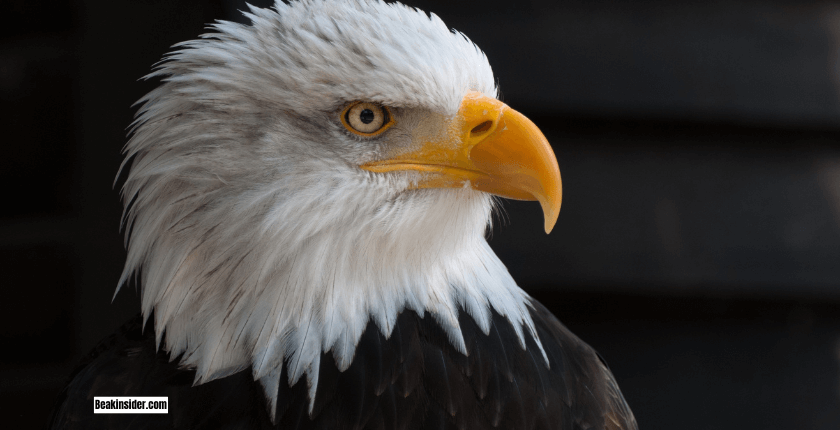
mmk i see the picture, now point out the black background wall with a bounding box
[2,0,840,428]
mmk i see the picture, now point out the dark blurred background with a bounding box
[3,0,840,428]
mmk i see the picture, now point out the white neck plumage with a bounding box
[121,168,545,414]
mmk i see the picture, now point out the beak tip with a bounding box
[537,188,562,235]
[542,209,558,234]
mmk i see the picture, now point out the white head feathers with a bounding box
[117,0,545,415]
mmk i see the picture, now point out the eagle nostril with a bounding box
[470,120,493,137]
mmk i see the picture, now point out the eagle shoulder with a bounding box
[50,304,636,430]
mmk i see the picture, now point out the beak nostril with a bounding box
[470,120,493,136]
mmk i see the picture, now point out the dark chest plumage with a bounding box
[50,301,636,430]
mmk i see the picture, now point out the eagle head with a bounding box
[117,0,561,411]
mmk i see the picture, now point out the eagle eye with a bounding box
[341,102,394,136]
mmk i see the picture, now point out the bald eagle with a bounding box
[50,1,637,429]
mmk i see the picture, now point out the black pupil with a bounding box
[359,109,375,124]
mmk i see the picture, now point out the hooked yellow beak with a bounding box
[360,92,562,233]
